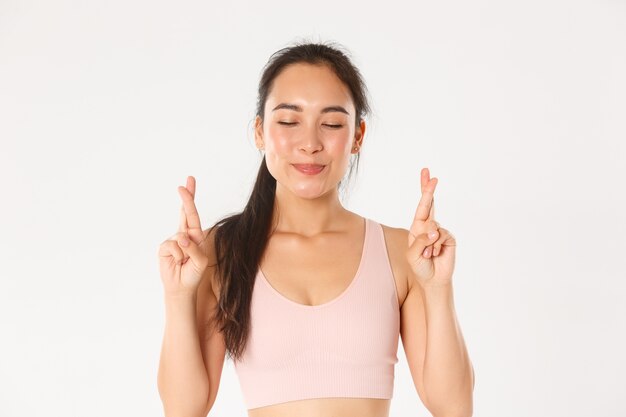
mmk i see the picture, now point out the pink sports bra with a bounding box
[233,217,401,410]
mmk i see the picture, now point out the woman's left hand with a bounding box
[407,168,457,288]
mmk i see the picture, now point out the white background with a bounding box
[1,1,625,416]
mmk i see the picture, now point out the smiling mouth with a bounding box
[292,164,326,175]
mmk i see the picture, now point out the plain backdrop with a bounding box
[1,0,625,416]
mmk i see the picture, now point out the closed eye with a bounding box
[277,122,343,129]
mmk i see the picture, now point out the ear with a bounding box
[352,119,366,152]
[254,115,264,149]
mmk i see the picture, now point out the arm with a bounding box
[421,282,474,417]
[402,277,474,417]
[157,227,226,417]
[402,168,474,416]
[157,292,211,417]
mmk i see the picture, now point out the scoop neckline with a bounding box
[257,217,370,310]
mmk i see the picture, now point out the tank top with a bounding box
[233,217,401,410]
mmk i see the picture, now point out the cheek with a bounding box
[265,126,293,153]
[326,132,353,154]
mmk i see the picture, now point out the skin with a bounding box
[174,62,474,417]
[255,62,366,235]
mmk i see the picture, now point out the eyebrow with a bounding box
[271,103,350,115]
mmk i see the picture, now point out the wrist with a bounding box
[421,281,454,292]
[421,281,455,304]
[164,289,198,301]
[164,291,197,313]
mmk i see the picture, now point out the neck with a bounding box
[271,183,350,237]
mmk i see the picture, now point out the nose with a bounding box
[299,125,323,154]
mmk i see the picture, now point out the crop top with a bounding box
[233,217,401,410]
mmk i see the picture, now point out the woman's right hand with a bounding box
[158,176,210,297]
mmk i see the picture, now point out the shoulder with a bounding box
[377,220,409,256]
[377,221,415,306]
[378,221,408,241]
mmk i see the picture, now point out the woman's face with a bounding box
[255,62,365,200]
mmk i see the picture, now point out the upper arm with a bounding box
[196,226,227,415]
[397,227,431,410]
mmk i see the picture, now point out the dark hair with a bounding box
[207,40,372,362]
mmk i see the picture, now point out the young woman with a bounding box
[157,41,474,417]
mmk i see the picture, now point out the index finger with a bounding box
[178,176,201,233]
[178,176,195,231]
[413,168,437,223]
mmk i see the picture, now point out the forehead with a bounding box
[266,63,355,114]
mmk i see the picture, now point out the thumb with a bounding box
[409,229,439,259]
[177,233,209,270]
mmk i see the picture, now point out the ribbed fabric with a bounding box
[233,217,401,410]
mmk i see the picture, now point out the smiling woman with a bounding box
[157,40,474,417]
[257,61,364,201]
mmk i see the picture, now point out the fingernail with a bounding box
[180,237,189,247]
[428,231,437,239]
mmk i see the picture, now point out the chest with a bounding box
[231,220,407,410]
[260,233,366,307]
[212,224,409,309]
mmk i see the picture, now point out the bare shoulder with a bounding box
[378,221,414,307]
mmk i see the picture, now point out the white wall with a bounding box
[1,0,624,416]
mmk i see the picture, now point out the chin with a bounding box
[292,181,340,199]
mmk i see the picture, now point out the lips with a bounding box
[292,164,325,174]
